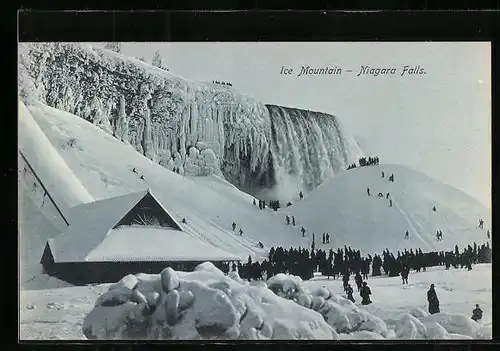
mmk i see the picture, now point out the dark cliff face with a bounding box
[19,43,359,201]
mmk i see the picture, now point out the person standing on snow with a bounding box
[478,219,484,229]
[367,187,371,196]
[401,265,409,284]
[232,222,236,231]
[326,233,330,243]
[301,226,306,237]
[405,230,410,240]
[239,228,243,236]
[381,171,385,178]
[346,284,355,303]
[285,215,290,225]
[360,282,372,305]
[322,233,326,244]
[354,272,363,291]
[471,304,483,322]
[427,284,440,315]
[292,216,296,226]
[299,191,304,200]
[342,272,350,291]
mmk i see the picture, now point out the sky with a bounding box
[120,42,491,207]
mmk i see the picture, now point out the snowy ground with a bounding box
[306,264,492,335]
[19,264,491,340]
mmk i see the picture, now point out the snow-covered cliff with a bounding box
[18,43,360,199]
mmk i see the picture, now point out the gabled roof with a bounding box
[48,189,187,262]
[85,226,241,262]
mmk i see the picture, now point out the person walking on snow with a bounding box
[239,228,243,236]
[360,282,372,305]
[478,219,484,229]
[354,272,363,291]
[326,233,330,243]
[381,171,385,178]
[292,216,296,226]
[132,167,138,173]
[471,304,483,322]
[299,191,303,200]
[389,199,393,207]
[405,230,410,240]
[232,222,236,231]
[487,230,490,239]
[322,233,326,244]
[140,175,145,181]
[285,215,290,225]
[346,284,355,303]
[427,284,440,315]
[301,226,306,237]
[367,187,371,196]
[386,192,390,199]
[433,206,436,212]
[401,266,409,284]
[342,273,350,291]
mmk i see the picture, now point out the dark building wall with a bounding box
[42,259,233,285]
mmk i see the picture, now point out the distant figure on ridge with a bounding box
[232,222,236,231]
[181,218,186,224]
[253,199,256,206]
[427,284,440,315]
[367,187,371,196]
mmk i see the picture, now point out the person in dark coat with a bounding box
[401,265,409,284]
[381,171,385,178]
[433,206,436,212]
[342,273,350,291]
[354,272,363,291]
[367,187,371,196]
[346,284,355,303]
[299,191,304,200]
[253,199,256,206]
[326,233,330,243]
[360,282,372,305]
[181,217,186,224]
[389,199,393,207]
[322,233,326,244]
[239,228,243,236]
[471,304,483,322]
[301,226,306,237]
[487,230,490,239]
[286,215,290,225]
[232,222,236,231]
[292,216,296,226]
[427,284,440,315]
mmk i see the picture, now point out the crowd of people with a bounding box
[346,156,381,170]
[212,80,233,86]
[223,241,491,286]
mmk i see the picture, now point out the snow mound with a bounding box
[289,164,491,254]
[267,274,389,337]
[83,263,337,340]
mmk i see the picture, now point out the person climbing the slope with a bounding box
[326,233,330,243]
[405,230,410,240]
[433,206,436,212]
[132,167,138,173]
[386,193,390,199]
[346,284,355,303]
[367,187,371,196]
[253,199,256,206]
[427,284,440,315]
[140,175,145,181]
[478,219,484,229]
[471,304,483,322]
[232,222,236,231]
[301,226,306,237]
[299,191,304,200]
[239,228,243,236]
[360,282,372,305]
[381,171,385,178]
[487,230,490,239]
[292,216,296,226]
[322,233,326,244]
[285,215,290,225]
[389,199,393,207]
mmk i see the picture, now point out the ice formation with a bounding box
[18,43,360,199]
[82,264,487,340]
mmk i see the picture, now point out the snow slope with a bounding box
[287,164,491,254]
[23,102,311,262]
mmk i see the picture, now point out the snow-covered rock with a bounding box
[83,263,337,340]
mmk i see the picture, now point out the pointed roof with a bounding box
[48,189,192,262]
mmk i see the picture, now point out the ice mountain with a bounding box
[287,164,491,255]
[18,42,360,200]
